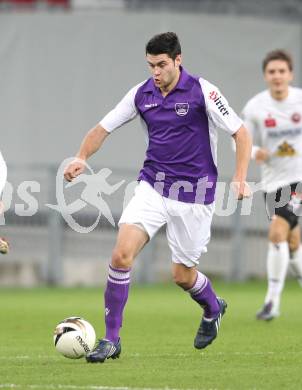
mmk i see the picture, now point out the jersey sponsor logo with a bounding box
[209,91,229,116]
[275,141,296,157]
[264,115,276,127]
[144,103,158,108]
[175,102,189,116]
[267,127,302,138]
[291,112,301,123]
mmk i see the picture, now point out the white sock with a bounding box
[290,245,302,286]
[264,241,289,313]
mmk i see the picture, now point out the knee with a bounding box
[111,248,133,269]
[289,239,300,253]
[269,229,287,244]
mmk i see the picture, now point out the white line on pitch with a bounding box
[0,351,302,360]
[0,385,202,390]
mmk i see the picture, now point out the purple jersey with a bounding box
[100,67,242,204]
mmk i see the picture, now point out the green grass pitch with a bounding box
[0,281,302,390]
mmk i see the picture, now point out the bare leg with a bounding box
[288,226,302,284]
[172,263,220,319]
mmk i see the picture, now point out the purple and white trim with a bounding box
[188,272,208,296]
[108,264,131,285]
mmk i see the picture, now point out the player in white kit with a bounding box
[242,50,302,320]
[0,151,9,254]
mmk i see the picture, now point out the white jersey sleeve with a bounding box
[241,99,261,159]
[0,151,7,196]
[100,82,145,133]
[199,78,243,135]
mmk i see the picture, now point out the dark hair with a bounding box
[146,32,181,60]
[262,49,293,72]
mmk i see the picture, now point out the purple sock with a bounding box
[188,271,220,319]
[104,264,130,343]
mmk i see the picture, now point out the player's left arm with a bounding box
[231,125,252,199]
[200,78,252,199]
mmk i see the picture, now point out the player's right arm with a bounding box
[64,124,109,182]
[64,83,142,182]
[242,100,269,164]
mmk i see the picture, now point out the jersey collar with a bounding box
[142,66,192,94]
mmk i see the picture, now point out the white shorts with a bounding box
[119,180,214,267]
[0,152,7,197]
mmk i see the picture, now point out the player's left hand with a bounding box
[230,180,251,200]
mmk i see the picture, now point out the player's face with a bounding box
[146,53,181,91]
[264,60,293,95]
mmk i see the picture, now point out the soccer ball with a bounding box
[53,317,96,359]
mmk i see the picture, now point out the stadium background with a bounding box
[0,0,302,286]
[1,2,302,390]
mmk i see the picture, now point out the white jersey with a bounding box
[242,86,302,193]
[0,151,7,196]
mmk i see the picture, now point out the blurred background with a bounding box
[0,0,301,286]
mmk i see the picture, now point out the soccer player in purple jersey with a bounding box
[64,32,251,363]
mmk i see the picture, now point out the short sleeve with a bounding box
[200,78,243,135]
[241,100,261,159]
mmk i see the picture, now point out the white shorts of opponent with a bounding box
[119,180,215,267]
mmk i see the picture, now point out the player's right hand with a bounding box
[231,180,251,200]
[64,158,86,182]
[255,148,270,164]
